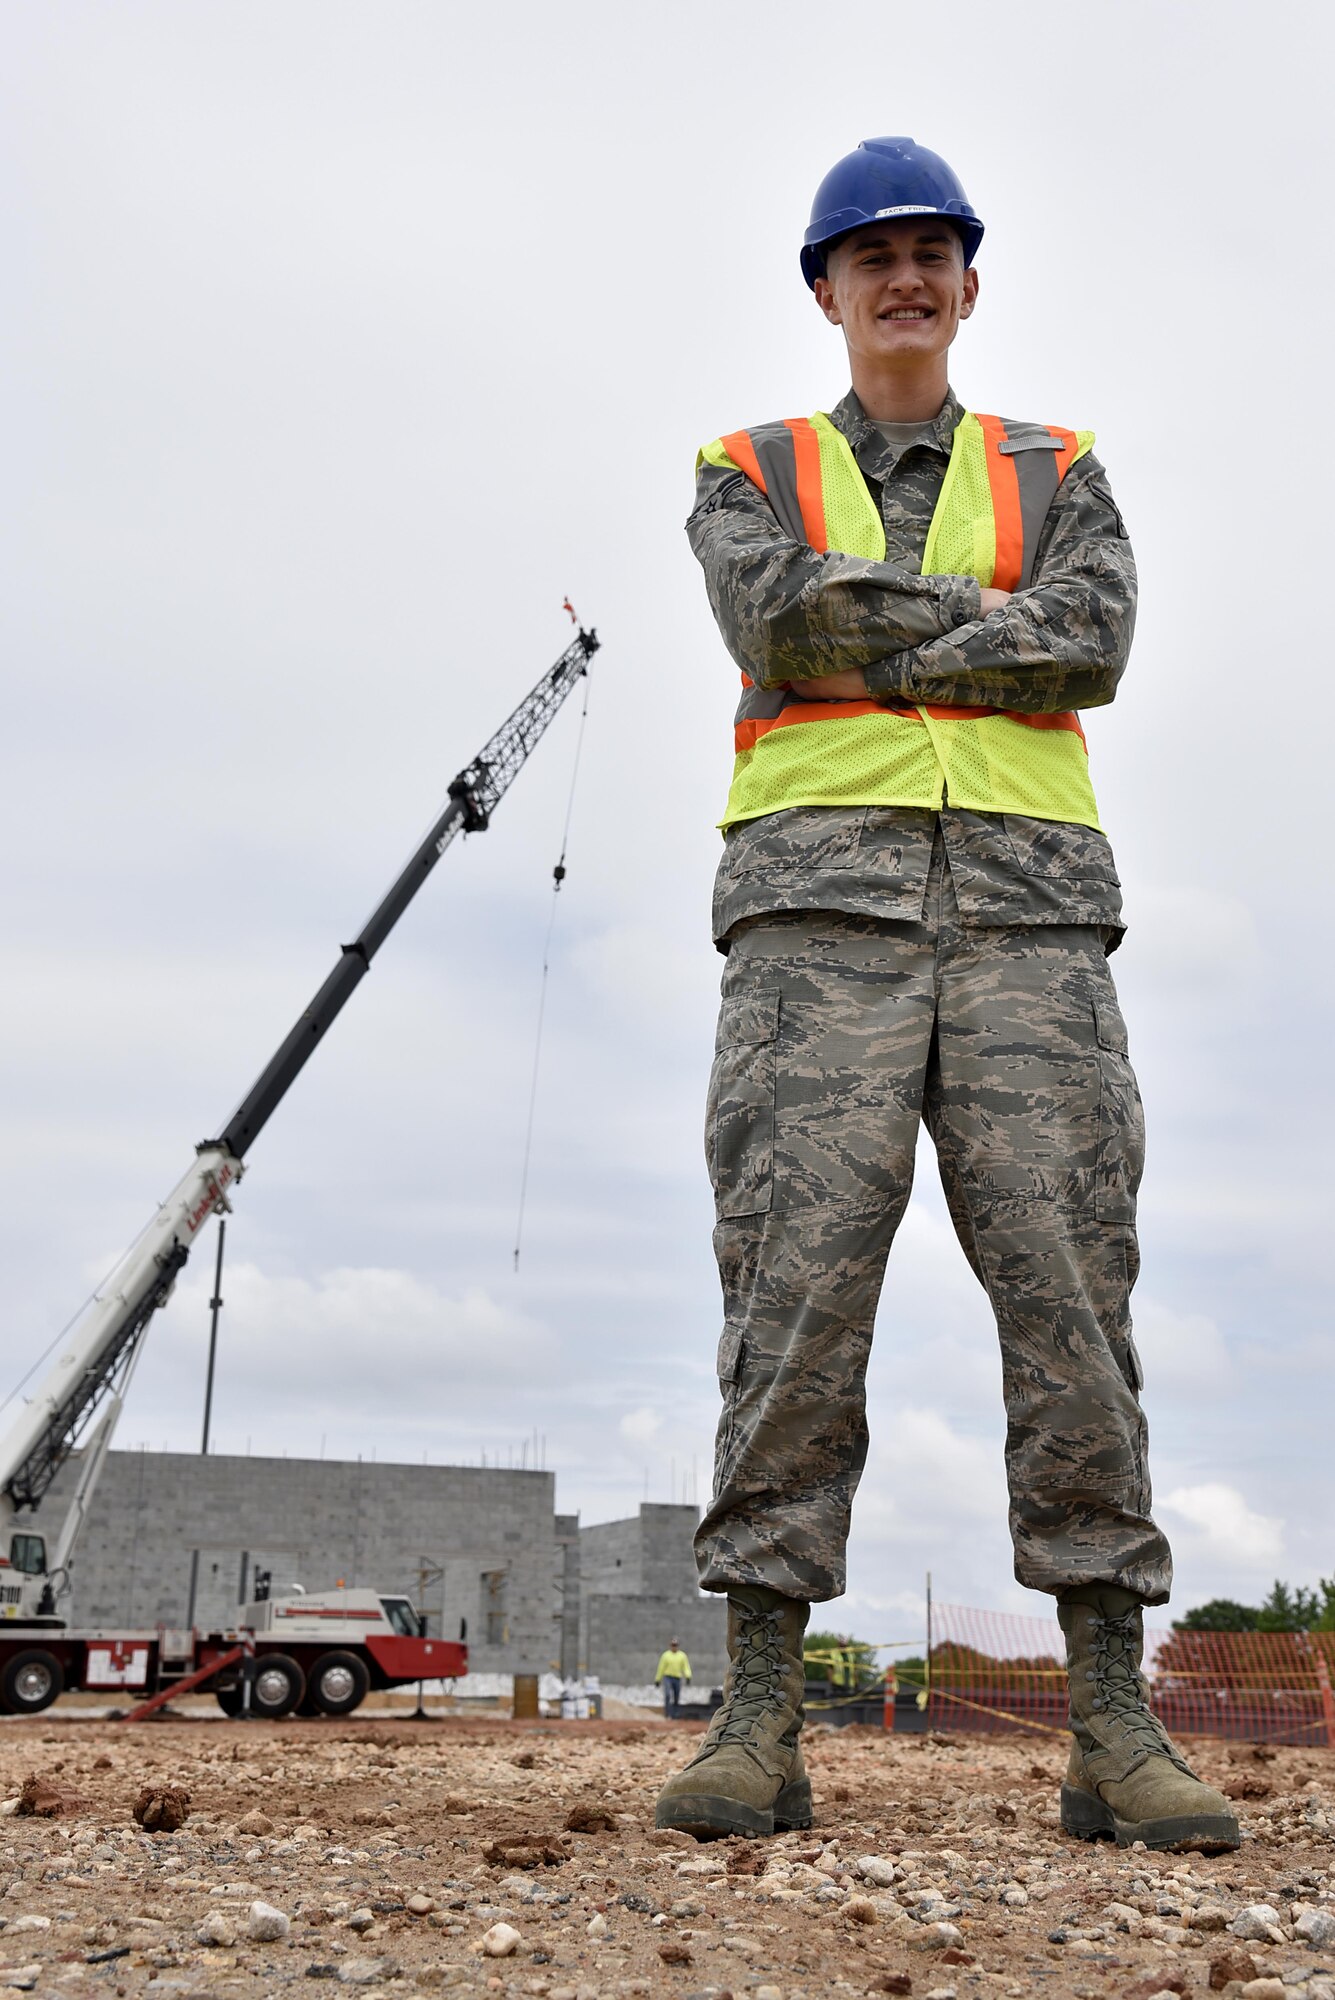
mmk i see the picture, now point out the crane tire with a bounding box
[248,1654,305,1719]
[1,1650,64,1715]
[215,1683,244,1717]
[307,1651,370,1717]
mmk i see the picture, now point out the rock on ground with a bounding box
[132,1782,190,1831]
[246,1897,290,1940]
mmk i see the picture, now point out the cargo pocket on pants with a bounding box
[713,1325,746,1476]
[1121,1335,1145,1394]
[708,989,780,1219]
[1093,995,1145,1222]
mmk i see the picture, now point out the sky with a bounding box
[2,0,1331,1644]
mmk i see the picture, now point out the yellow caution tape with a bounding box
[926,1687,1067,1736]
[803,1639,925,1656]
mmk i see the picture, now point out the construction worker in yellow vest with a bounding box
[655,137,1239,1855]
[655,1640,692,1719]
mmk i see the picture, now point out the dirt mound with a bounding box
[132,1784,191,1832]
[480,1830,570,1868]
[563,1798,617,1833]
[1126,1973,1189,2000]
[1209,1951,1260,1991]
[724,1842,764,1875]
[1224,1773,1272,1800]
[17,1771,88,1817]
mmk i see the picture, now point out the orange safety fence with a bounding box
[925,1604,1335,1746]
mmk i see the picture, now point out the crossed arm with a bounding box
[799,583,1015,699]
[686,451,1137,713]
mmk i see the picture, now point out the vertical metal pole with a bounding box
[185,1549,200,1631]
[925,1571,933,1719]
[411,1556,429,1720]
[1312,1637,1335,1747]
[201,1219,226,1454]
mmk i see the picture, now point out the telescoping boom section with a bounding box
[0,628,600,1638]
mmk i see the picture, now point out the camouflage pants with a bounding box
[694,843,1173,1606]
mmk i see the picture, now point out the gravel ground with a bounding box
[0,1714,1330,2000]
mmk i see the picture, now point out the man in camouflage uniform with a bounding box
[655,138,1239,1852]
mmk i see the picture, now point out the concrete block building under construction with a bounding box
[39,1451,728,1693]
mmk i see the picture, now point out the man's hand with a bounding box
[979,587,1012,615]
[785,667,869,701]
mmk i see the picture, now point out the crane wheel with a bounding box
[248,1654,306,1719]
[0,1650,64,1715]
[215,1683,244,1717]
[307,1651,370,1717]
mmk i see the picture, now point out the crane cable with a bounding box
[512,664,593,1272]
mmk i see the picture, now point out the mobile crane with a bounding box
[0,626,600,1718]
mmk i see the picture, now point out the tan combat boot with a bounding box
[1058,1583,1240,1851]
[654,1585,812,1839]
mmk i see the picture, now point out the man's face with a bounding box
[813,220,978,367]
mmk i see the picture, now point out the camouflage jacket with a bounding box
[688,386,1137,948]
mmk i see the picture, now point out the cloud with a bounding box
[1159,1484,1284,1568]
[181,1259,545,1378]
[860,1187,1007,1422]
[841,1406,1014,1623]
[832,1587,932,1633]
[619,1407,661,1447]
[1133,1297,1233,1397]
[870,1409,1005,1531]
[113,1258,556,1461]
[1119,888,1262,998]
[571,923,717,1039]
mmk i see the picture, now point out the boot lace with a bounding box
[713,1605,788,1746]
[1084,1608,1179,1760]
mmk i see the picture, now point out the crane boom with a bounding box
[215,626,599,1157]
[0,626,600,1609]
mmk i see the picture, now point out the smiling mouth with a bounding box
[880,308,933,321]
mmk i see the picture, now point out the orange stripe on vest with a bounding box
[975,412,1025,591]
[720,430,767,491]
[785,417,828,551]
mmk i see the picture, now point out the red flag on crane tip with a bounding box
[562,597,578,624]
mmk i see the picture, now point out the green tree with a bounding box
[1257,1580,1323,1631]
[803,1632,881,1689]
[1174,1577,1335,1634]
[1173,1599,1259,1632]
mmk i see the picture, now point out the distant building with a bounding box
[38,1451,726,1690]
[580,1502,726,1689]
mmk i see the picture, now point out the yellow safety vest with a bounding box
[700,410,1103,831]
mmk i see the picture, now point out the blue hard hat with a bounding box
[801,137,984,289]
